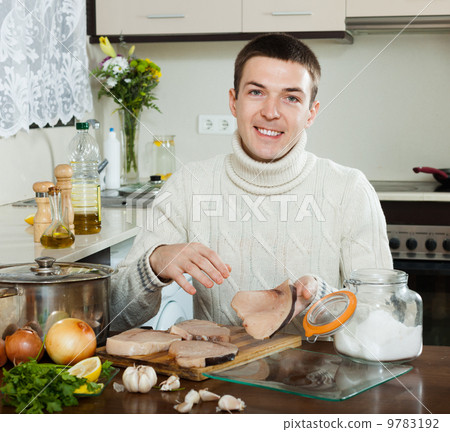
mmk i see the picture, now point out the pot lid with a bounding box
[0,256,114,284]
[303,290,357,341]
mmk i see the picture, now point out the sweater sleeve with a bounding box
[339,170,393,282]
[109,170,190,331]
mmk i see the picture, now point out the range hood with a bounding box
[346,15,450,32]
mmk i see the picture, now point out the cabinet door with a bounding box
[243,0,346,32]
[347,0,450,17]
[95,0,241,35]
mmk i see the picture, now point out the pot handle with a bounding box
[412,166,449,179]
[0,285,20,298]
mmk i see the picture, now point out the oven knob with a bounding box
[406,238,418,250]
[443,239,450,252]
[389,237,400,250]
[425,239,437,252]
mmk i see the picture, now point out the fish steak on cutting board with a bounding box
[169,319,231,342]
[168,340,239,368]
[106,328,181,356]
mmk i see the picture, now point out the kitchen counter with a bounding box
[371,181,450,202]
[0,204,139,265]
[1,342,448,415]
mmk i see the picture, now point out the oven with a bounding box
[374,182,450,347]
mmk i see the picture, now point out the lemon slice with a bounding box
[73,383,104,395]
[68,356,102,382]
[24,214,35,225]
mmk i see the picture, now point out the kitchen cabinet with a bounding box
[347,0,450,17]
[88,0,351,42]
[94,0,241,36]
[243,0,345,32]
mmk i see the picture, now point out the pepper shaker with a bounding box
[54,164,75,233]
[32,181,54,243]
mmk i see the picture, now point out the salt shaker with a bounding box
[54,164,75,233]
[32,181,54,243]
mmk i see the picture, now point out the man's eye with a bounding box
[249,89,262,96]
[286,96,300,103]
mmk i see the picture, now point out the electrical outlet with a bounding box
[198,115,237,135]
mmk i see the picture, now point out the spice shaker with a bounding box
[303,269,423,364]
[54,164,75,233]
[33,181,54,243]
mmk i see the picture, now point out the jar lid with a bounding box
[303,290,357,339]
[0,256,114,284]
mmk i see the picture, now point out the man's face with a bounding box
[229,56,319,162]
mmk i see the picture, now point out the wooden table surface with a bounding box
[1,342,449,414]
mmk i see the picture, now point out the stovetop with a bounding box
[370,181,450,193]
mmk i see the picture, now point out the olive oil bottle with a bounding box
[40,187,75,249]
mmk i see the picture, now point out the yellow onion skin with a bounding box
[45,318,97,365]
[5,328,44,365]
[0,338,7,367]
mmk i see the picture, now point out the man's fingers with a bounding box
[174,274,197,295]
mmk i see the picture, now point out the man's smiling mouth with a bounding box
[255,127,283,137]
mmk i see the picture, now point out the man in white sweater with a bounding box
[110,33,392,333]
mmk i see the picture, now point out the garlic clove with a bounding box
[199,388,220,402]
[160,374,180,391]
[122,366,140,393]
[216,395,246,412]
[113,382,125,392]
[174,401,193,413]
[184,389,200,404]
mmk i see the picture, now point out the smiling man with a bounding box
[110,33,392,333]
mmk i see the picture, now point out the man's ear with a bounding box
[305,100,320,129]
[229,88,237,118]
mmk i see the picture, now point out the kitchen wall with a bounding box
[1,32,449,206]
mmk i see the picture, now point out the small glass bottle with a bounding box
[40,187,75,249]
[153,135,175,180]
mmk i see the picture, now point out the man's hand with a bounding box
[149,243,231,295]
[292,275,318,317]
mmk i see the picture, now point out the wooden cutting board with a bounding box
[96,326,301,381]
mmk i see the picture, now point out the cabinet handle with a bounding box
[146,14,185,19]
[271,11,313,17]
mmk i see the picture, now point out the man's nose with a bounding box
[260,97,280,120]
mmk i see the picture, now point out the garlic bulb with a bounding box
[122,365,157,393]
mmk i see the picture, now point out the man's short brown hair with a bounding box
[234,33,321,106]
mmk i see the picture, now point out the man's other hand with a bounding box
[292,275,318,317]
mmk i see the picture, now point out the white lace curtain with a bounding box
[0,0,93,138]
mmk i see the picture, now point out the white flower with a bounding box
[106,77,117,88]
[124,78,131,83]
[102,56,129,76]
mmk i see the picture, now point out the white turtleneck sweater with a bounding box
[110,132,392,333]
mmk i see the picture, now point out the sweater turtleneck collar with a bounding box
[225,130,313,195]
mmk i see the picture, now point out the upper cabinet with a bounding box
[347,0,450,17]
[243,0,345,32]
[94,0,241,35]
[88,0,350,42]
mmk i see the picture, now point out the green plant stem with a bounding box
[121,109,140,174]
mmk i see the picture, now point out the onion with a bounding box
[45,318,97,365]
[0,338,7,367]
[5,327,44,365]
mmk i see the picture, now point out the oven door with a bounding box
[393,259,450,346]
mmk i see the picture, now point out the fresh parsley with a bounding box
[1,359,114,414]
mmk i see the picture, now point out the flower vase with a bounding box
[119,109,141,185]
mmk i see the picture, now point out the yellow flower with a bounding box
[146,58,151,63]
[128,45,135,56]
[99,36,116,58]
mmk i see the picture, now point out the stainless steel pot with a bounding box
[0,256,115,345]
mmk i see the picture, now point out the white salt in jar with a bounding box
[303,269,423,364]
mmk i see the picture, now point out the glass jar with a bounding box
[152,135,175,181]
[303,269,423,364]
